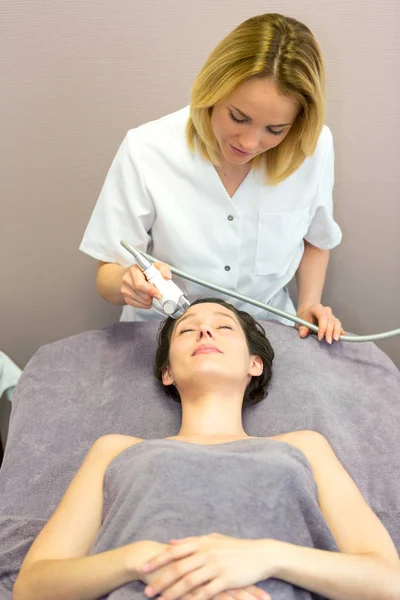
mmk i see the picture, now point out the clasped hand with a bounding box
[137,533,273,600]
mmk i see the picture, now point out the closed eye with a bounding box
[228,110,284,136]
[267,127,284,136]
[179,325,232,334]
[229,110,247,124]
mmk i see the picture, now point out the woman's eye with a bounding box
[267,127,284,136]
[229,110,284,135]
[229,110,247,124]
[179,325,232,334]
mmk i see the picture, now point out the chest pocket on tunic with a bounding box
[254,209,311,276]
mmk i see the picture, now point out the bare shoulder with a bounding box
[270,429,328,447]
[90,433,143,463]
[269,430,333,467]
[269,434,400,563]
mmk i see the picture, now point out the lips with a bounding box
[229,143,251,157]
[192,345,222,356]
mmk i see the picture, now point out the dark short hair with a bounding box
[154,298,274,407]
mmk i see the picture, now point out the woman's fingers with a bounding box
[144,554,206,598]
[298,304,344,343]
[225,586,271,600]
[129,266,161,299]
[121,285,153,308]
[214,593,232,600]
[154,261,172,280]
[143,541,199,573]
[318,310,344,344]
[157,567,221,600]
[121,265,162,308]
[333,319,343,342]
[313,306,332,342]
[298,326,310,338]
[221,590,254,600]
[317,315,328,341]
[324,317,335,345]
[124,295,152,309]
[243,586,270,600]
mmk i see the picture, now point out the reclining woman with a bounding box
[14,299,400,600]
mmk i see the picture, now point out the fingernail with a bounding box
[327,337,332,344]
[334,334,339,341]
[144,586,154,596]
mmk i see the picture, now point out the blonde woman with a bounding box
[80,14,344,344]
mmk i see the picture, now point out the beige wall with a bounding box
[1,0,399,369]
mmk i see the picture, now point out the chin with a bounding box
[184,360,221,373]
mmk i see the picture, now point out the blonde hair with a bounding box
[186,13,326,185]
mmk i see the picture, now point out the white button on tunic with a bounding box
[80,106,342,324]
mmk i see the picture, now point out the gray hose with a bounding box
[141,250,400,343]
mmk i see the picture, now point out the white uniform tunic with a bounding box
[79,106,342,324]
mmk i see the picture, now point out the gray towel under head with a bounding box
[91,438,338,599]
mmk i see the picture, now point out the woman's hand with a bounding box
[296,303,345,344]
[121,262,172,309]
[127,540,168,582]
[132,539,270,600]
[138,533,274,600]
[213,586,270,600]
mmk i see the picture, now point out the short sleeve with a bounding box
[79,133,155,266]
[304,129,342,250]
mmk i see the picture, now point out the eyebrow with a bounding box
[176,310,237,327]
[230,104,293,128]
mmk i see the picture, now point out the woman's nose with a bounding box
[238,129,261,152]
[197,325,214,341]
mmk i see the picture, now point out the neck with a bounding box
[177,389,247,440]
[217,160,251,178]
[217,150,252,174]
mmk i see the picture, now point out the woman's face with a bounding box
[211,77,299,166]
[162,303,263,390]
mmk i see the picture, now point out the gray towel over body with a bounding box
[90,438,338,600]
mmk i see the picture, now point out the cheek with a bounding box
[168,340,182,365]
[212,110,235,141]
[261,138,279,151]
[168,337,192,370]
[228,345,253,369]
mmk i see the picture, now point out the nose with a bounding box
[237,128,261,152]
[196,324,214,341]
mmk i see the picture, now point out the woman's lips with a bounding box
[192,346,222,356]
[229,143,251,157]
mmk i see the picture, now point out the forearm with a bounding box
[268,540,400,600]
[295,241,329,310]
[13,545,139,600]
[96,262,127,305]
